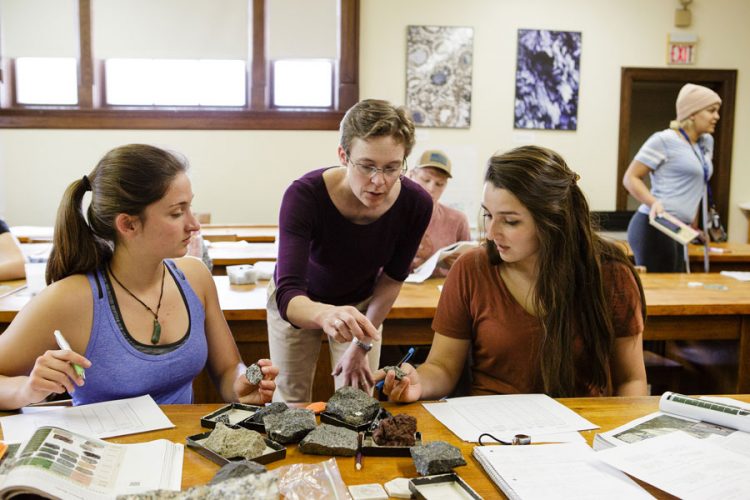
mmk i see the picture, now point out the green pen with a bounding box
[53,330,86,380]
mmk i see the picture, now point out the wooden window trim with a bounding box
[0,0,358,130]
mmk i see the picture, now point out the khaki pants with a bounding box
[266,279,382,403]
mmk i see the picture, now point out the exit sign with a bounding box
[668,33,698,65]
[669,43,695,64]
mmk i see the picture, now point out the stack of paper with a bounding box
[423,394,597,443]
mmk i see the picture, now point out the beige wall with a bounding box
[1,0,748,240]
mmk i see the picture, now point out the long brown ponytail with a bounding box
[46,144,187,284]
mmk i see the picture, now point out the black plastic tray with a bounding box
[361,431,422,456]
[186,431,286,466]
[409,472,483,499]
[319,411,374,432]
[200,403,265,432]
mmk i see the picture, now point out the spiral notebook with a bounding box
[472,442,652,500]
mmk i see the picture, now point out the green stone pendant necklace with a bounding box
[108,262,167,344]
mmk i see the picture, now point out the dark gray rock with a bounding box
[298,424,358,456]
[245,363,263,385]
[263,408,316,444]
[410,441,466,476]
[381,365,407,381]
[116,471,278,499]
[325,386,380,426]
[209,460,267,485]
[203,423,267,460]
[248,402,288,424]
[214,414,230,425]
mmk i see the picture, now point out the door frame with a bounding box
[616,67,737,228]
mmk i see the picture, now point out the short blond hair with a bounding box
[339,99,415,157]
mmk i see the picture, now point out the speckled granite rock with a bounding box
[248,402,288,424]
[372,414,417,446]
[325,386,380,426]
[410,441,466,476]
[245,363,263,385]
[380,365,407,381]
[203,422,266,460]
[263,408,316,444]
[298,424,358,456]
[209,460,267,485]
[116,471,278,499]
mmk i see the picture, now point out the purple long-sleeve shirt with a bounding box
[274,167,433,322]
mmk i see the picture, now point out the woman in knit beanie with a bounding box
[622,83,721,272]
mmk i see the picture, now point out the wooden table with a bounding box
[612,238,750,272]
[3,273,750,401]
[202,272,750,401]
[200,225,278,243]
[207,242,276,275]
[3,396,746,497]
[9,226,53,243]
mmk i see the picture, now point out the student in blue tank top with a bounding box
[0,144,278,409]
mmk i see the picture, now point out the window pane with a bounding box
[15,57,78,105]
[1,0,77,57]
[105,59,246,106]
[93,0,247,59]
[105,59,156,105]
[273,60,333,107]
[267,0,336,60]
[198,60,246,106]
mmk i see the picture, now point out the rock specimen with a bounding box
[214,414,231,425]
[298,424,358,456]
[372,414,417,446]
[380,365,407,381]
[203,423,267,461]
[325,386,380,427]
[409,441,466,476]
[116,471,278,499]
[209,460,267,485]
[263,408,316,444]
[248,402,288,424]
[245,363,263,385]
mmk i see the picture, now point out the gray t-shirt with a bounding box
[634,129,713,223]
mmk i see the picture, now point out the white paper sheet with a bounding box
[474,442,653,500]
[405,241,478,283]
[720,271,750,282]
[424,394,598,442]
[597,431,750,500]
[0,395,174,443]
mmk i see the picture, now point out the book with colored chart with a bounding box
[0,426,182,500]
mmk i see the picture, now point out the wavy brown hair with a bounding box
[339,99,416,157]
[484,145,645,397]
[46,144,187,284]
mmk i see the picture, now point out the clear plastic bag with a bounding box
[275,458,351,500]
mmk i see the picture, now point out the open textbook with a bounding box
[473,442,653,500]
[648,212,700,245]
[594,392,750,453]
[406,240,478,283]
[0,426,182,500]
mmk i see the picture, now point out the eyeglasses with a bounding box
[346,154,407,179]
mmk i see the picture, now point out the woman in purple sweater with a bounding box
[269,99,433,402]
[0,144,277,409]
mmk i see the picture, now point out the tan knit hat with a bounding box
[676,83,721,122]
[417,150,452,177]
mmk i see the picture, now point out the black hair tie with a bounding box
[81,175,91,191]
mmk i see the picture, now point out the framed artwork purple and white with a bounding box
[514,29,582,131]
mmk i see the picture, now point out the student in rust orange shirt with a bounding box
[377,145,648,399]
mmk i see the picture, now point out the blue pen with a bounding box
[376,347,415,391]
